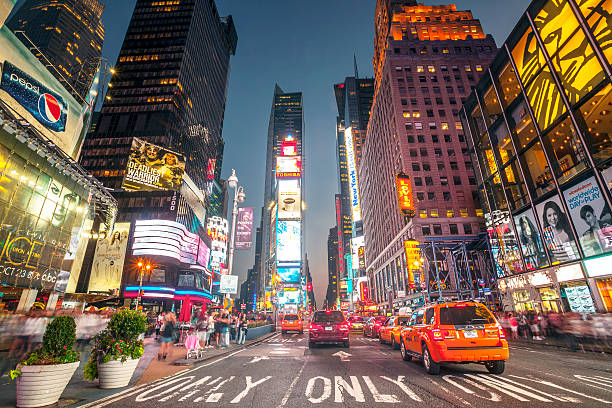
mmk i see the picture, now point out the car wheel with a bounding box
[379,335,385,344]
[400,341,412,361]
[485,360,505,374]
[344,341,350,348]
[308,341,316,348]
[392,336,400,350]
[422,345,440,375]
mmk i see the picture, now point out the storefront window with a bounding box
[478,133,498,179]
[576,0,612,66]
[492,121,515,165]
[520,141,555,197]
[496,62,522,108]
[595,277,612,311]
[514,208,548,270]
[470,105,487,138]
[560,281,596,314]
[509,98,538,150]
[573,84,612,164]
[487,177,508,211]
[542,115,589,185]
[538,287,561,313]
[483,85,502,124]
[535,194,580,263]
[486,214,524,276]
[511,26,547,87]
[503,159,529,210]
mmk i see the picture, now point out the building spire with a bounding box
[353,54,359,79]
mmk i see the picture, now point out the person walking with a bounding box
[237,315,248,344]
[220,311,230,348]
[206,311,215,347]
[508,313,519,340]
[214,312,223,347]
[196,310,209,348]
[158,312,177,360]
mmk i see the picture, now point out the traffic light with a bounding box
[307,283,313,291]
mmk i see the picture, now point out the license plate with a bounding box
[325,327,333,331]
[463,330,478,338]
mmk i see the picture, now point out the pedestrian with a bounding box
[529,311,543,340]
[518,313,528,338]
[196,310,209,348]
[206,311,215,347]
[158,312,177,360]
[221,311,230,347]
[214,312,223,347]
[237,315,248,344]
[155,311,165,338]
[508,313,519,340]
[229,314,237,342]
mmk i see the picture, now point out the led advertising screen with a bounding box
[276,156,301,178]
[276,220,301,262]
[122,138,186,191]
[278,179,301,220]
[277,267,300,283]
[396,173,415,217]
[88,223,130,293]
[133,219,200,265]
[281,140,297,156]
[0,23,92,160]
[344,127,362,222]
[235,207,253,250]
[207,216,228,272]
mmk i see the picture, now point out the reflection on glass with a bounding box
[492,122,515,165]
[521,141,554,196]
[503,159,529,210]
[510,99,538,150]
[524,68,567,131]
[471,105,487,137]
[478,133,497,179]
[496,63,522,108]
[543,116,589,185]
[574,84,612,164]
[486,213,524,276]
[577,0,612,65]
[511,26,546,86]
[484,86,502,123]
[489,177,508,210]
[514,209,548,270]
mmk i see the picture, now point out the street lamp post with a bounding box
[135,261,151,310]
[226,169,246,303]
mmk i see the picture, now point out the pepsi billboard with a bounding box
[1,61,67,132]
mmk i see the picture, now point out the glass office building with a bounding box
[461,0,612,314]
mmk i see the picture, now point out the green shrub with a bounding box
[107,310,147,341]
[43,315,76,356]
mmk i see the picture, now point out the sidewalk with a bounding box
[0,331,277,408]
[509,335,612,354]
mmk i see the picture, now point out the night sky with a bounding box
[99,0,531,306]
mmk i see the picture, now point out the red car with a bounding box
[309,310,350,348]
[364,316,387,337]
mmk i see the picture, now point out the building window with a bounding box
[425,176,433,185]
[460,208,469,217]
[464,65,472,72]
[415,122,423,130]
[417,192,425,201]
[403,111,411,118]
[463,223,473,234]
[423,163,431,171]
[422,226,431,235]
[428,65,435,72]
[450,224,459,234]
[424,98,432,105]
[433,224,443,235]
[420,210,428,218]
[448,149,456,156]
[450,161,458,170]
[432,135,439,143]
[417,65,424,72]
[412,163,420,171]
[405,123,413,130]
[468,177,476,185]
[443,191,451,201]
[453,176,462,185]
[414,177,423,186]
[440,176,448,185]
[430,209,439,217]
[410,149,418,157]
[394,48,401,54]
[447,208,454,217]
[476,65,483,71]
[441,122,449,130]
[441,65,448,71]
[429,122,437,130]
[428,192,435,200]
[407,135,415,143]
[475,208,484,217]
[418,135,425,143]
[419,76,427,83]
[401,99,408,105]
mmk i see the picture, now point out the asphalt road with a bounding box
[80,331,612,407]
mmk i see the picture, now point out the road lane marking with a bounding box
[177,376,212,401]
[135,376,197,402]
[193,376,235,402]
[427,378,472,406]
[277,355,309,407]
[470,374,578,403]
[442,375,502,402]
[305,377,332,404]
[230,375,272,403]
[247,356,270,364]
[574,374,612,391]
[334,376,365,402]
[464,374,551,402]
[510,375,612,404]
[362,376,400,403]
[159,375,211,401]
[332,351,351,361]
[380,376,422,402]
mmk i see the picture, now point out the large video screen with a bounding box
[122,138,186,191]
[278,179,301,220]
[276,156,301,178]
[276,220,301,262]
[277,267,300,283]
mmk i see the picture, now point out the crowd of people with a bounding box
[497,310,612,352]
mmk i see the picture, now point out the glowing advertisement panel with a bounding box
[88,223,130,293]
[277,267,300,283]
[278,179,301,220]
[344,127,361,222]
[276,220,301,262]
[281,140,297,156]
[133,219,204,265]
[0,18,93,160]
[207,216,228,272]
[276,156,301,178]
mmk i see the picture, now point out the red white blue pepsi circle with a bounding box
[37,93,62,123]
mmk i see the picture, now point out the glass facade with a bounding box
[461,0,612,313]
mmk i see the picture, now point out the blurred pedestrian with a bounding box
[158,312,177,360]
[508,313,519,340]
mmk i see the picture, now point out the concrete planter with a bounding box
[245,324,275,340]
[97,358,140,389]
[16,361,79,407]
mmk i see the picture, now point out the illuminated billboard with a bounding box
[133,219,201,265]
[281,140,297,156]
[207,216,228,272]
[277,267,300,283]
[0,23,93,160]
[276,156,301,178]
[396,173,415,216]
[344,127,361,222]
[122,138,186,191]
[278,179,301,220]
[235,207,253,250]
[88,222,130,293]
[276,220,301,262]
[404,240,420,289]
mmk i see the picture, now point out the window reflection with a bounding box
[470,105,487,138]
[576,0,612,65]
[486,212,524,276]
[478,133,498,179]
[503,159,529,211]
[483,85,502,123]
[542,116,589,185]
[520,141,555,196]
[509,99,538,150]
[574,84,612,164]
[535,195,580,263]
[496,63,522,108]
[492,122,515,165]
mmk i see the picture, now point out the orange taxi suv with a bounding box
[399,301,509,375]
[378,315,410,349]
[281,314,303,334]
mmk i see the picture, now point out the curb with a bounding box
[173,331,278,366]
[509,339,611,355]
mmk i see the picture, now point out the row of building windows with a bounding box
[407,134,465,144]
[401,97,467,106]
[397,74,476,84]
[391,45,494,56]
[403,109,460,118]
[405,121,463,130]
[415,190,478,202]
[408,147,469,157]
[411,174,475,186]
[417,207,483,218]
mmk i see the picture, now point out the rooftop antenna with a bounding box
[353,54,359,79]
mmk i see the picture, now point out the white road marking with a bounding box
[160,376,211,401]
[510,375,612,404]
[230,375,272,403]
[305,376,332,404]
[465,374,551,402]
[574,375,612,391]
[442,375,502,402]
[381,376,423,402]
[177,376,212,401]
[193,376,235,402]
[135,376,197,402]
[206,393,223,402]
[277,355,309,407]
[362,376,400,403]
[470,374,576,403]
[427,378,472,406]
[331,351,351,361]
[334,376,365,403]
[247,356,270,364]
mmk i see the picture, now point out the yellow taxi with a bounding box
[379,315,410,349]
[399,301,509,374]
[281,313,304,334]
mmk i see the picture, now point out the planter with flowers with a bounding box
[11,315,80,407]
[84,310,146,389]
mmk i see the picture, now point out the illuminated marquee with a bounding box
[403,240,420,289]
[281,140,297,156]
[344,127,361,222]
[276,156,301,178]
[395,173,415,217]
[133,219,204,265]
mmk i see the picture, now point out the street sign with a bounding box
[484,287,491,295]
[220,275,238,294]
[397,290,406,298]
[241,303,246,309]
[478,278,486,287]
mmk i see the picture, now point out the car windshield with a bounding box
[313,311,344,323]
[350,316,364,322]
[284,315,298,321]
[398,316,410,325]
[439,305,496,325]
[376,316,387,323]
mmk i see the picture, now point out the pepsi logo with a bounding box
[37,93,62,124]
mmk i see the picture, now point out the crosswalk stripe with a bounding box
[468,375,554,402]
[509,375,612,404]
[574,375,612,389]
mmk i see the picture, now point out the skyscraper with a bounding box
[7,0,105,100]
[258,85,305,312]
[326,225,339,308]
[75,0,237,303]
[361,1,497,308]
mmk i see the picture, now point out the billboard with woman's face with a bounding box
[535,195,580,263]
[513,208,548,270]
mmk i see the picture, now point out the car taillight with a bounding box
[431,329,444,341]
[375,323,381,327]
[498,326,506,340]
[310,324,323,331]
[337,324,350,331]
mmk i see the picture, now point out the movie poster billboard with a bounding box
[236,207,253,250]
[276,220,301,262]
[562,176,612,256]
[535,195,580,263]
[122,138,185,191]
[513,208,548,270]
[88,223,130,293]
[278,179,301,219]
